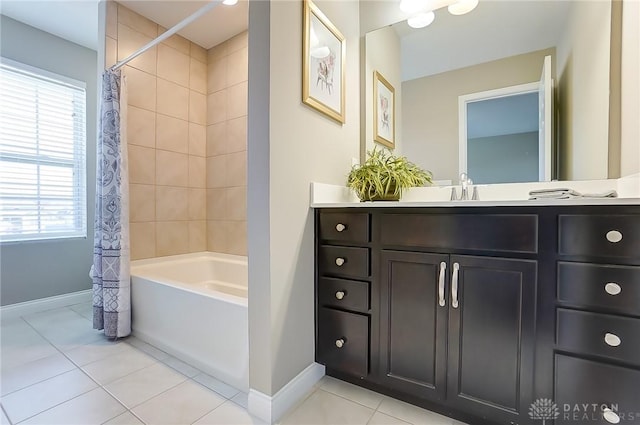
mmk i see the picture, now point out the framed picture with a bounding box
[302,0,345,124]
[373,71,395,148]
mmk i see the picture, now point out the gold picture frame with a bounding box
[302,0,346,124]
[373,71,395,148]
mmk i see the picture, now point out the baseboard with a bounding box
[0,289,92,321]
[248,362,325,424]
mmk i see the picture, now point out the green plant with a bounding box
[347,147,432,201]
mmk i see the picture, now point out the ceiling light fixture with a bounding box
[222,0,238,5]
[407,11,435,29]
[401,0,479,29]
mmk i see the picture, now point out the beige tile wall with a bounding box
[105,2,208,260]
[206,32,248,256]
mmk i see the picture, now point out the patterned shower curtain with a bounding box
[91,69,131,338]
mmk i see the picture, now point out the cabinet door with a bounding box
[447,255,537,424]
[379,250,449,401]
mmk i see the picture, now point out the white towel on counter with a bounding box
[528,188,618,200]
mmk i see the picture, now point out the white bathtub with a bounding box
[130,252,248,391]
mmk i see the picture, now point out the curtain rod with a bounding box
[110,0,221,71]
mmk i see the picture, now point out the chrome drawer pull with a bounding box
[604,332,621,347]
[335,338,345,348]
[451,262,460,308]
[335,257,345,267]
[605,282,621,296]
[335,223,346,232]
[603,407,620,424]
[438,262,446,307]
[335,291,345,300]
[606,230,623,243]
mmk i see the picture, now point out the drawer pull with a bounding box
[604,332,621,347]
[335,223,346,232]
[438,262,447,307]
[335,338,345,348]
[335,257,345,267]
[603,407,620,424]
[604,282,622,296]
[451,262,460,308]
[335,291,345,300]
[606,230,623,243]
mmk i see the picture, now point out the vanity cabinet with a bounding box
[314,206,640,425]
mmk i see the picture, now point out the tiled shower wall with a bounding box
[104,3,248,259]
[206,33,248,256]
[105,2,208,260]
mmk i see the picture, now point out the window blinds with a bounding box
[0,59,87,242]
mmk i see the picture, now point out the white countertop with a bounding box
[310,174,640,208]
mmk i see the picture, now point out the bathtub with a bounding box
[130,252,248,391]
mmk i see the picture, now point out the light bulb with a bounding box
[407,11,435,28]
[400,0,427,14]
[222,0,238,5]
[448,0,478,15]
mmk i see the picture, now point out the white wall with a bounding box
[556,0,611,180]
[363,26,402,159]
[248,0,360,397]
[620,0,640,177]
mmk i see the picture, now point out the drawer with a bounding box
[319,212,369,243]
[558,214,640,258]
[555,354,640,425]
[318,277,369,312]
[379,214,538,253]
[557,309,640,367]
[558,262,640,316]
[319,246,369,278]
[317,308,369,377]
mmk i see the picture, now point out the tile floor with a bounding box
[1,304,467,425]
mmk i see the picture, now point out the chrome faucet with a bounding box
[450,173,479,200]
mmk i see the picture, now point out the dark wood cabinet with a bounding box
[315,205,640,425]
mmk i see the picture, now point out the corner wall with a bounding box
[0,16,98,305]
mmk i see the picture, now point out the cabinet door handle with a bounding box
[451,262,460,308]
[605,282,621,295]
[335,223,346,232]
[335,291,345,300]
[438,261,447,307]
[335,257,345,266]
[603,407,620,424]
[335,338,345,348]
[606,230,623,243]
[604,332,621,347]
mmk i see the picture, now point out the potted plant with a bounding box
[347,147,432,201]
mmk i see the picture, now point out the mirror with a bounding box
[362,0,621,184]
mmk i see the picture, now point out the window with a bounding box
[0,59,87,242]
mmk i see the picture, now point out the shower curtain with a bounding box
[91,69,131,338]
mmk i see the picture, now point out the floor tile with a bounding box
[69,302,94,321]
[65,338,134,366]
[279,389,374,425]
[193,373,240,399]
[1,352,76,396]
[103,411,145,425]
[131,380,226,424]
[0,319,58,369]
[367,411,412,425]
[104,362,187,408]
[1,369,97,423]
[320,376,384,409]
[377,397,452,425]
[81,347,156,385]
[19,387,125,425]
[23,309,102,351]
[162,355,201,377]
[125,336,170,360]
[1,407,9,425]
[194,400,266,425]
[231,392,248,409]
